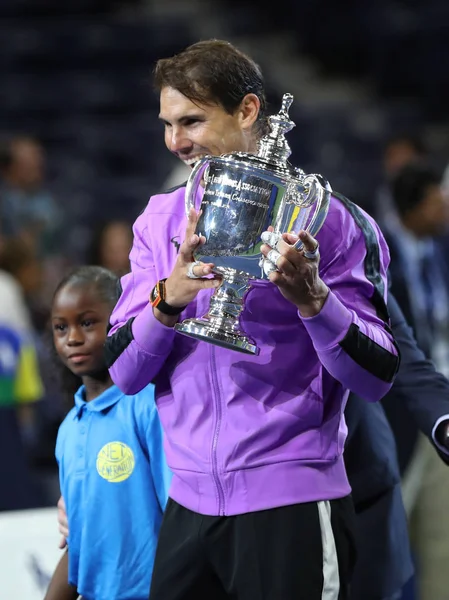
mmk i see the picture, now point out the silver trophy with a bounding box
[174,93,331,355]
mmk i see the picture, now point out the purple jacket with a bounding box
[106,185,399,516]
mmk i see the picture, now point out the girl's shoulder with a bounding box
[55,406,78,460]
[127,384,157,415]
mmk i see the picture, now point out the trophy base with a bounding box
[174,318,259,356]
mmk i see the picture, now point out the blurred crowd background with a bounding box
[1,0,449,594]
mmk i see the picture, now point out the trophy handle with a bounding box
[294,174,332,248]
[184,157,211,215]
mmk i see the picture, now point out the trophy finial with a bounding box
[280,93,294,116]
[257,93,296,163]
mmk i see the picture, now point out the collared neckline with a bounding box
[73,384,123,418]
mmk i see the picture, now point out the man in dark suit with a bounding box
[346,293,449,600]
[380,162,449,473]
[377,162,449,599]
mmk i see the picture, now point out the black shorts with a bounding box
[149,496,356,600]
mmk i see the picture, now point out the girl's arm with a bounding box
[44,549,79,600]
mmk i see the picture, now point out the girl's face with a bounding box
[52,283,111,379]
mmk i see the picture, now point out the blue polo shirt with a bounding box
[56,383,172,600]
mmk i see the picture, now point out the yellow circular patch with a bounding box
[96,441,135,483]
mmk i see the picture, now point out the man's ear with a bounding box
[239,93,260,131]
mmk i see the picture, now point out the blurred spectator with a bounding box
[0,236,43,296]
[0,135,73,315]
[381,161,449,600]
[373,132,427,228]
[0,236,47,332]
[0,236,66,505]
[383,134,427,181]
[0,135,62,257]
[0,262,44,510]
[87,219,133,276]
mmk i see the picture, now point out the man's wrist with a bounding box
[153,307,180,328]
[296,284,329,318]
[150,279,187,316]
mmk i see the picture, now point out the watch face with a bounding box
[151,283,160,304]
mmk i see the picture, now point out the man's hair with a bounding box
[391,162,441,217]
[154,39,268,137]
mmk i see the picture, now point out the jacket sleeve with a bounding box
[300,194,400,402]
[105,207,177,394]
[146,402,173,511]
[134,385,173,509]
[385,293,449,464]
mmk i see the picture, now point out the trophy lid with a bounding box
[215,93,304,182]
[257,93,295,164]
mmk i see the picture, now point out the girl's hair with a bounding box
[50,265,120,409]
[52,265,120,306]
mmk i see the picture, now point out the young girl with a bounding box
[44,266,172,600]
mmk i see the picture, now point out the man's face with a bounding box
[9,139,45,190]
[404,184,449,237]
[384,141,420,179]
[159,87,256,169]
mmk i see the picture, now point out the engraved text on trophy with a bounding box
[197,166,275,257]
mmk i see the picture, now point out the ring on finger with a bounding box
[267,249,282,267]
[187,260,203,279]
[303,243,319,260]
[262,258,278,277]
[261,231,282,250]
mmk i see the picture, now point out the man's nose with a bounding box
[169,128,190,154]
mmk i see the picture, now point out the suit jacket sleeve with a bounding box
[386,293,449,464]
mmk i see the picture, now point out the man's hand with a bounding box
[57,496,69,549]
[260,228,329,317]
[154,208,222,326]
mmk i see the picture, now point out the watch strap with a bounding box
[150,279,186,316]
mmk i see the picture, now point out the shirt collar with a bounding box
[385,213,434,261]
[73,384,123,418]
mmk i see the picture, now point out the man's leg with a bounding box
[408,440,449,600]
[207,497,356,600]
[149,499,228,600]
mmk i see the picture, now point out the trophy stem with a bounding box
[174,268,259,355]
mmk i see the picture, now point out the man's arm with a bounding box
[44,550,78,600]
[105,205,220,395]
[386,293,449,462]
[104,208,178,394]
[261,195,400,402]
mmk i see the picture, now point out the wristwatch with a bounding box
[150,279,186,316]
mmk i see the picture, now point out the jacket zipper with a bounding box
[210,346,226,515]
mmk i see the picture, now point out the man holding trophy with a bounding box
[105,39,400,599]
